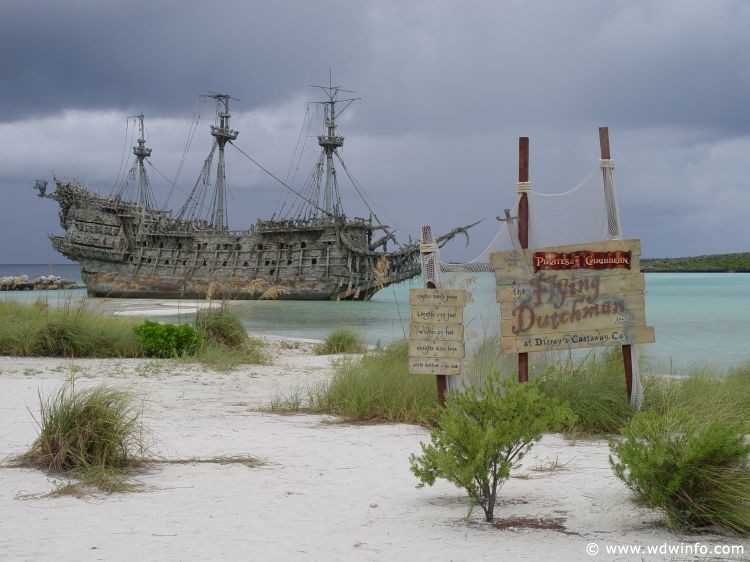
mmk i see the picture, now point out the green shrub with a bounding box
[534,348,633,434]
[134,320,202,358]
[309,340,439,425]
[609,410,750,533]
[19,377,149,486]
[410,373,575,521]
[314,326,366,355]
[194,307,248,348]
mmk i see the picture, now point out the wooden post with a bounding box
[599,126,633,400]
[420,225,447,407]
[517,137,529,383]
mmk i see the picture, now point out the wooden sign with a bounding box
[492,239,654,354]
[408,288,466,375]
[408,358,462,375]
[409,323,464,341]
[410,305,463,324]
[409,289,467,306]
[408,340,465,359]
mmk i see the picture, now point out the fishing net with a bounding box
[434,159,643,408]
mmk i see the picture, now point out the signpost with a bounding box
[494,129,654,402]
[408,226,466,406]
[408,289,466,377]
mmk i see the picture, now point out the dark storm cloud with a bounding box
[0,0,369,120]
[3,1,749,134]
[1,0,749,263]
[354,1,750,135]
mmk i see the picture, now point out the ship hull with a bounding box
[47,180,420,300]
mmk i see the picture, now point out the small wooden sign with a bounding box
[408,288,466,375]
[410,305,463,324]
[408,340,465,359]
[408,358,461,375]
[409,289,467,306]
[409,323,464,341]
[492,239,654,354]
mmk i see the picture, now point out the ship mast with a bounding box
[208,93,239,230]
[318,93,343,216]
[132,114,152,208]
[313,77,359,219]
[111,114,157,209]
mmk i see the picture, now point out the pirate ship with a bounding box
[35,84,475,300]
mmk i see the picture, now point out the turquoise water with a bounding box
[1,265,748,373]
[641,273,750,372]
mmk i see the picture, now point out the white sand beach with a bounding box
[1,340,748,562]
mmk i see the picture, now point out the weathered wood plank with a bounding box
[408,358,461,375]
[495,256,641,285]
[500,325,655,354]
[490,239,642,270]
[410,306,463,324]
[499,293,646,318]
[409,340,465,359]
[409,288,467,306]
[500,305,647,336]
[495,273,645,304]
[409,323,464,341]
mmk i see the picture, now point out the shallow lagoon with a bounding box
[1,264,748,373]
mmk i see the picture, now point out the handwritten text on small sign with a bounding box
[408,340,465,359]
[409,323,464,341]
[410,305,463,325]
[408,358,462,375]
[409,289,467,306]
[408,288,466,376]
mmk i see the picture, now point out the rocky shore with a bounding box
[0,274,81,291]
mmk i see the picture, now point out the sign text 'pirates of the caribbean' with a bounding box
[533,250,632,272]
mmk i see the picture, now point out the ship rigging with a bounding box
[34,83,478,300]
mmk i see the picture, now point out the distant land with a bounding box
[641,252,750,273]
[2,252,750,274]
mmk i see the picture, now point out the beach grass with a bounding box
[0,300,142,357]
[191,305,269,370]
[532,348,633,435]
[313,326,367,355]
[307,340,440,425]
[532,350,750,435]
[195,306,249,349]
[0,300,267,369]
[191,336,268,371]
[723,361,750,418]
[13,377,150,492]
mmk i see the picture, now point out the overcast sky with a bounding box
[1,0,749,264]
